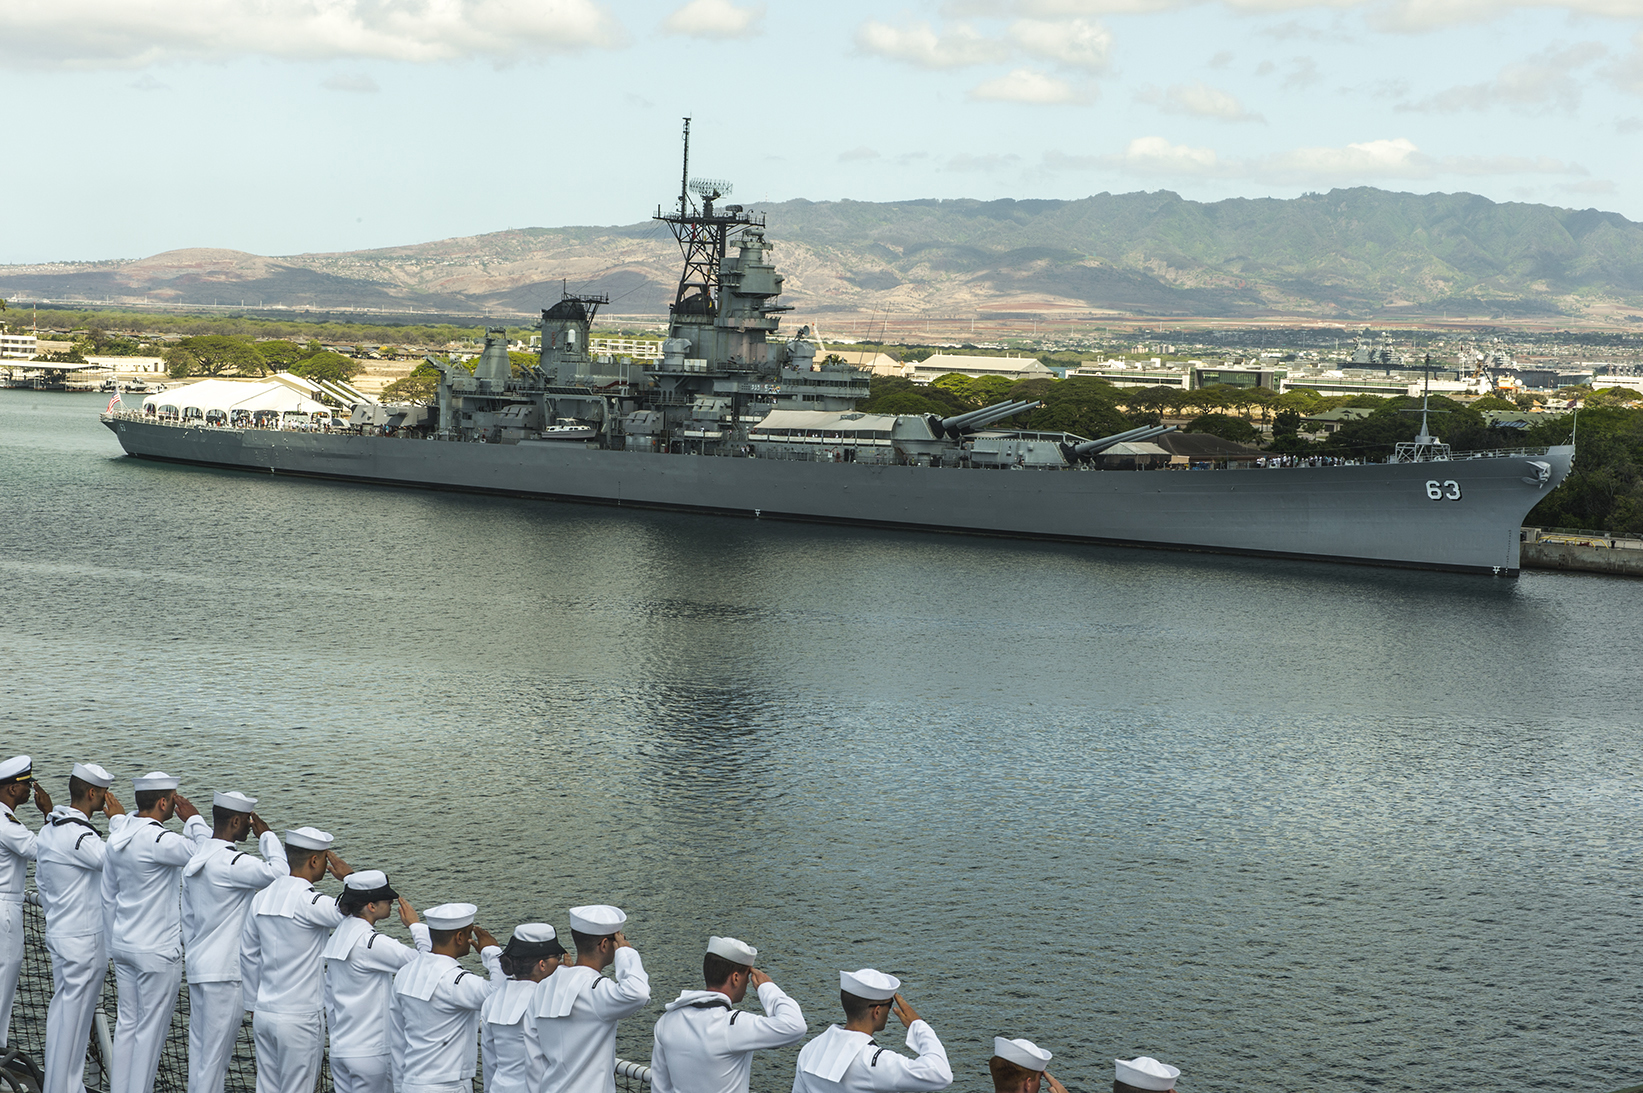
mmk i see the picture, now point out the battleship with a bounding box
[103,122,1573,576]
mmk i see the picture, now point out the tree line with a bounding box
[163,336,363,384]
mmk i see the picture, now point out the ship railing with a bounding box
[4,890,653,1093]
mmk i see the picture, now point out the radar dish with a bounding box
[689,178,733,199]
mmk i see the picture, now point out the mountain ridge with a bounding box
[3,187,1640,323]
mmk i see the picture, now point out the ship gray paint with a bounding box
[101,417,1573,575]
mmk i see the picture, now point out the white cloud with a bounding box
[970,67,1085,102]
[1008,18,1112,71]
[947,152,1025,170]
[0,0,625,68]
[838,146,881,162]
[1110,135,1222,173]
[662,0,763,39]
[1069,135,1588,184]
[1607,31,1643,95]
[949,0,1643,31]
[1143,80,1265,121]
[322,72,379,93]
[855,20,1006,68]
[129,74,169,91]
[1400,43,1606,113]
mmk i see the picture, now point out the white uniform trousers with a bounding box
[329,1054,392,1093]
[43,934,108,1093]
[109,951,184,1093]
[252,1009,324,1093]
[186,981,245,1093]
[0,901,24,1050]
[401,1082,471,1093]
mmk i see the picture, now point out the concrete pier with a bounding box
[1521,528,1643,577]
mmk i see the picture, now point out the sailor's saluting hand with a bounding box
[613,929,633,950]
[396,896,420,928]
[470,924,499,951]
[249,811,271,837]
[31,781,52,816]
[172,792,200,821]
[892,992,921,1027]
[326,849,353,880]
[101,790,125,816]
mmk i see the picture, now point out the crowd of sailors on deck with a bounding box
[141,404,337,430]
[1,757,1183,1093]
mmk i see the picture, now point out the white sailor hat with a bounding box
[424,903,477,930]
[284,827,333,851]
[993,1038,1052,1071]
[505,922,566,959]
[213,791,256,813]
[1115,1057,1179,1091]
[707,935,758,965]
[839,968,900,1001]
[513,923,558,944]
[72,763,114,788]
[568,905,626,935]
[0,756,31,785]
[133,771,179,791]
[343,871,398,901]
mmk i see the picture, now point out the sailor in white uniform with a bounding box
[790,970,951,1093]
[1112,1056,1180,1093]
[102,771,210,1093]
[532,904,652,1093]
[37,762,119,1093]
[650,935,807,1093]
[987,1038,1068,1093]
[0,755,50,1053]
[323,871,430,1093]
[388,902,505,1093]
[481,923,565,1093]
[180,791,289,1093]
[240,827,351,1093]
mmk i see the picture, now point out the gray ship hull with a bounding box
[102,415,1573,575]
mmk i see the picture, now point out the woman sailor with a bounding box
[322,870,430,1093]
[482,924,566,1093]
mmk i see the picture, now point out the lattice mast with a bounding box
[655,116,757,317]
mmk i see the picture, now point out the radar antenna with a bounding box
[655,120,760,318]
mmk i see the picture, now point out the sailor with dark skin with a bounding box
[390,903,505,1093]
[791,969,952,1093]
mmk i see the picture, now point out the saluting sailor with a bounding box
[240,827,352,1093]
[791,969,952,1093]
[533,904,652,1093]
[180,791,290,1093]
[650,935,807,1093]
[102,771,210,1093]
[481,923,565,1093]
[323,870,429,1093]
[388,902,504,1093]
[988,1038,1068,1093]
[1113,1056,1180,1093]
[37,762,120,1093]
[0,755,50,1055]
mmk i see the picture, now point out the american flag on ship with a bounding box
[106,395,119,413]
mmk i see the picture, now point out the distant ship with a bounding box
[103,123,1572,577]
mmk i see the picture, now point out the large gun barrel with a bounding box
[932,399,1043,438]
[1065,424,1178,460]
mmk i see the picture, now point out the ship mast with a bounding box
[655,116,758,318]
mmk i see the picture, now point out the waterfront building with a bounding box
[1,333,38,359]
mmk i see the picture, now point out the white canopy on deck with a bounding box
[143,378,329,417]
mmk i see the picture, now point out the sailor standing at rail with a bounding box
[0,756,50,1054]
[180,791,289,1093]
[533,904,652,1093]
[102,771,210,1093]
[36,763,119,1093]
[323,871,430,1093]
[987,1038,1068,1093]
[650,935,807,1093]
[240,828,351,1093]
[790,970,952,1093]
[481,923,566,1093]
[388,902,504,1093]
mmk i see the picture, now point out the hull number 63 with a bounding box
[1425,480,1462,500]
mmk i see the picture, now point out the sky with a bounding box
[2,0,1641,264]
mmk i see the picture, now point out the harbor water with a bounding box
[3,391,1640,1093]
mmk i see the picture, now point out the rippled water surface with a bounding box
[4,392,1641,1093]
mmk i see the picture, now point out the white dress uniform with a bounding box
[239,829,344,1093]
[35,762,117,1093]
[650,936,807,1093]
[0,755,41,1052]
[102,773,212,1093]
[389,903,505,1093]
[482,980,547,1093]
[180,792,290,1093]
[323,872,431,1093]
[791,971,952,1093]
[533,906,651,1093]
